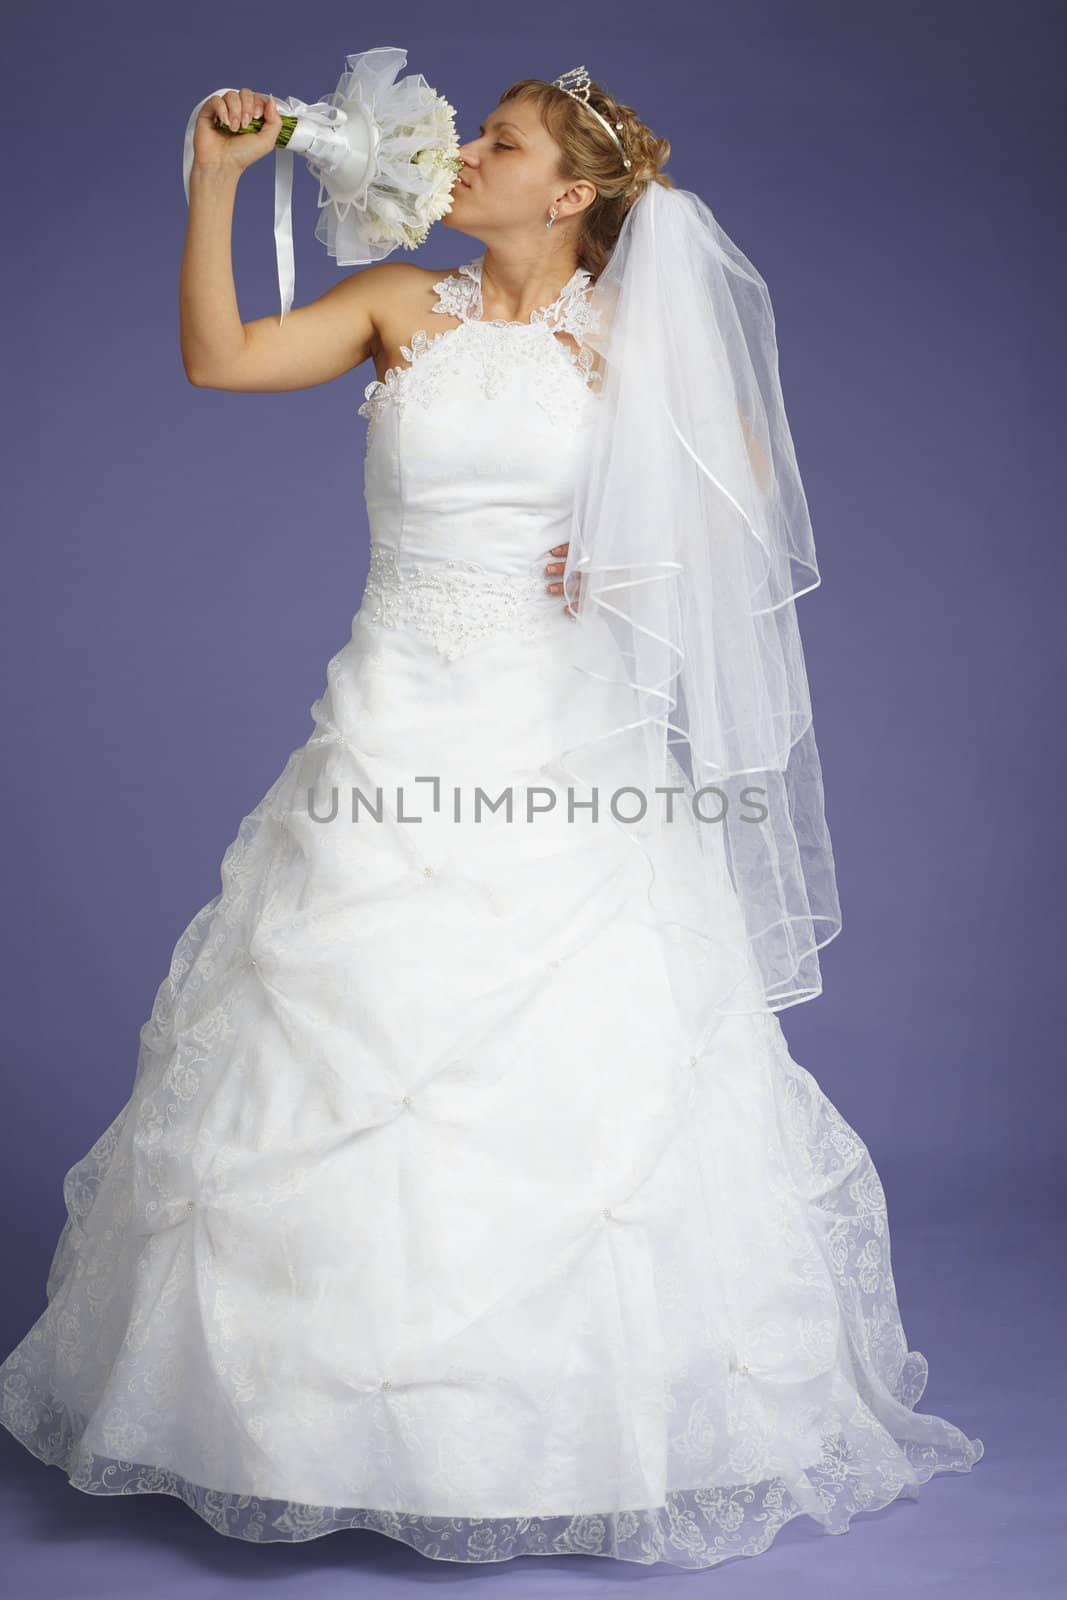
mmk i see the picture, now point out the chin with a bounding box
[441,196,480,238]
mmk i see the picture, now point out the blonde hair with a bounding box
[497,75,673,280]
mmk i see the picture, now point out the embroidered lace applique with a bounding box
[358,256,603,427]
[356,328,455,424]
[430,263,479,324]
[360,544,560,660]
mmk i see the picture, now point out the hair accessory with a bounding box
[551,65,632,169]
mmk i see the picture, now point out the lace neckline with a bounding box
[438,255,593,330]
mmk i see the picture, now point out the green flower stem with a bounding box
[211,112,298,148]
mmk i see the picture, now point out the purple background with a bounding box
[2,0,1062,1593]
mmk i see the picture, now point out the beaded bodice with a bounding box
[356,255,604,661]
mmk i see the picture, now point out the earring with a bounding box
[546,204,559,229]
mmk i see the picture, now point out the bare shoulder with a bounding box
[362,259,462,367]
[349,258,439,311]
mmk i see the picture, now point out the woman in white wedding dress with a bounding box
[0,71,983,1568]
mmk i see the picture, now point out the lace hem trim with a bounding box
[0,1428,984,1568]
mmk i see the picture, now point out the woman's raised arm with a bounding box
[179,86,393,393]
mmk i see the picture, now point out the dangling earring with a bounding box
[545,204,559,229]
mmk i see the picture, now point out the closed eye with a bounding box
[475,124,515,150]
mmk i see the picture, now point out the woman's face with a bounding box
[443,101,568,234]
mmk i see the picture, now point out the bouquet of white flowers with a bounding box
[182,45,462,322]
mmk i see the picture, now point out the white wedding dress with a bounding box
[0,255,984,1567]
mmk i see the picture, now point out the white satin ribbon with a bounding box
[181,88,353,324]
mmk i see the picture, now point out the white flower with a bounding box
[312,50,462,266]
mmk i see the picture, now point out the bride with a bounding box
[0,66,984,1568]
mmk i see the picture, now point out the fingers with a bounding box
[209,91,240,131]
[544,543,583,614]
[545,570,585,603]
[212,89,268,131]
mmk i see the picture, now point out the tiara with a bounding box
[551,65,632,169]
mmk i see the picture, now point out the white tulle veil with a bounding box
[557,179,842,1014]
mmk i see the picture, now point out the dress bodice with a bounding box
[355,255,603,660]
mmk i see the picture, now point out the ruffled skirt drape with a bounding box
[0,603,983,1566]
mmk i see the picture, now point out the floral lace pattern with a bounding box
[358,255,603,428]
[360,544,560,660]
[356,328,454,425]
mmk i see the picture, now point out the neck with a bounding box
[478,248,581,323]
